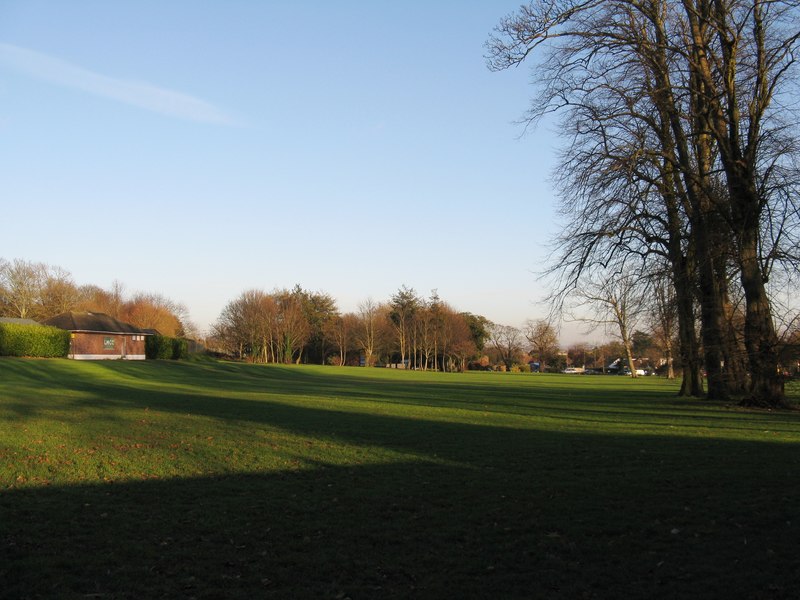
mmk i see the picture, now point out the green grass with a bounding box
[2,358,799,598]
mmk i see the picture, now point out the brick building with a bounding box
[44,311,150,360]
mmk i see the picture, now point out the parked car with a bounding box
[562,367,585,374]
[620,367,647,376]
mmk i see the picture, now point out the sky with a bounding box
[0,1,573,338]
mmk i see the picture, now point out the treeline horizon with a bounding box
[1,256,662,372]
[213,284,493,370]
[210,284,669,373]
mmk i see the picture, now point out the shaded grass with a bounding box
[1,358,800,598]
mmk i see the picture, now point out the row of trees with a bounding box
[488,0,800,406]
[0,258,192,337]
[8,255,787,380]
[212,284,679,372]
[2,256,682,372]
[212,285,496,370]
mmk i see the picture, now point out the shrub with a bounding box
[146,335,189,360]
[0,323,70,358]
[171,337,189,360]
[146,335,174,360]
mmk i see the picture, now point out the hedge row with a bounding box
[0,323,70,358]
[145,335,188,360]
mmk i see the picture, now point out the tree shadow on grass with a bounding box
[3,421,800,598]
[2,359,800,598]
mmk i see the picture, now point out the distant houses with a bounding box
[43,312,151,360]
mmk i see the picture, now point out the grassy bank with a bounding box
[1,358,799,598]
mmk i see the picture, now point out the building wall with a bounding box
[70,332,146,360]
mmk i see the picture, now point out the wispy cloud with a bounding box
[0,43,238,125]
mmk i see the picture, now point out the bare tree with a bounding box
[568,269,644,377]
[489,1,709,395]
[450,334,479,372]
[0,258,8,315]
[649,275,678,380]
[437,302,470,372]
[416,291,444,371]
[0,258,46,319]
[684,0,799,405]
[389,285,419,369]
[213,290,286,362]
[357,298,382,367]
[248,291,279,363]
[38,266,80,319]
[487,0,800,406]
[524,319,559,372]
[488,323,523,370]
[214,292,251,359]
[275,288,310,364]
[330,312,358,366]
[108,280,125,319]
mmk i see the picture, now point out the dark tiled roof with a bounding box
[43,312,149,335]
[0,317,42,326]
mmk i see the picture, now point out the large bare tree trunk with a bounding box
[716,250,749,395]
[694,212,730,399]
[673,257,704,396]
[733,186,786,406]
[694,0,788,407]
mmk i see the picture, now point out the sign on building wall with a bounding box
[103,336,115,350]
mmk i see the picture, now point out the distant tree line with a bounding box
[7,256,790,378]
[212,285,674,373]
[483,319,674,375]
[211,285,493,371]
[0,257,193,338]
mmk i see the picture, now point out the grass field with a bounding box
[1,358,799,599]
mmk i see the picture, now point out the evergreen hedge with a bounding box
[146,335,189,360]
[0,323,70,358]
[172,337,189,360]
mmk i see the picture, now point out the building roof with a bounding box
[0,317,42,326]
[43,312,150,335]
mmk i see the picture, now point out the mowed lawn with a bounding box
[1,359,799,599]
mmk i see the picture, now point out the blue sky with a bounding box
[0,1,564,335]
